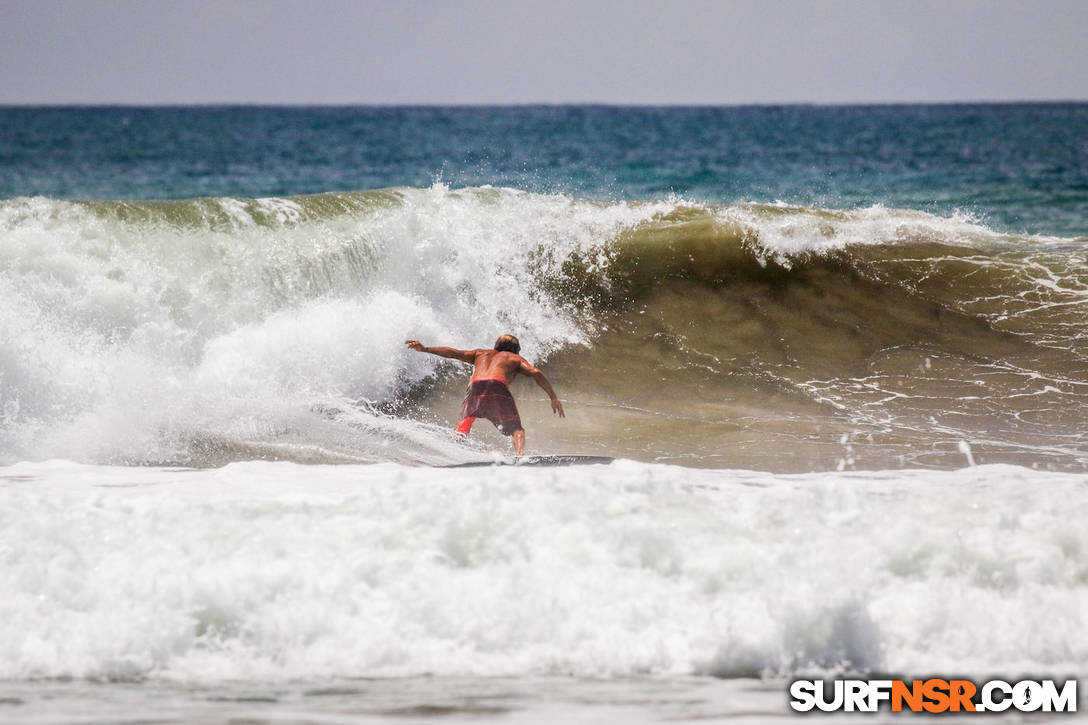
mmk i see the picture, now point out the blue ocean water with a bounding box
[2,104,1086,236]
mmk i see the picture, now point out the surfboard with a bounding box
[440,455,615,468]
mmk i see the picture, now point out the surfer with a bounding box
[404,334,564,456]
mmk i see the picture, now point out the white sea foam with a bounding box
[0,187,674,463]
[0,460,1084,682]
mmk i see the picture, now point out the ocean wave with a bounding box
[2,186,1087,469]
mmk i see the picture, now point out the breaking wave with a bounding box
[2,185,1087,469]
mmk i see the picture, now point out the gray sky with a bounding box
[2,0,1086,104]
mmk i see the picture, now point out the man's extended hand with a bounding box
[405,340,425,352]
[552,398,565,417]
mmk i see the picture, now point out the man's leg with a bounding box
[512,429,525,456]
[456,417,475,436]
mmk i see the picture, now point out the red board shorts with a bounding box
[457,377,523,436]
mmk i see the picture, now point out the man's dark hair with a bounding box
[494,334,521,354]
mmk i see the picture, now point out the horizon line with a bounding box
[2,99,1087,109]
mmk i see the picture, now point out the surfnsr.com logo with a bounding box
[789,679,1077,713]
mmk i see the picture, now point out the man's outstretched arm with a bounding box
[405,340,477,364]
[520,359,565,417]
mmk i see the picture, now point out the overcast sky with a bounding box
[2,0,1086,105]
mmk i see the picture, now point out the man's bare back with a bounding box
[469,348,532,384]
[404,334,564,456]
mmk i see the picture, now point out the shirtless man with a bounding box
[404,334,564,456]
